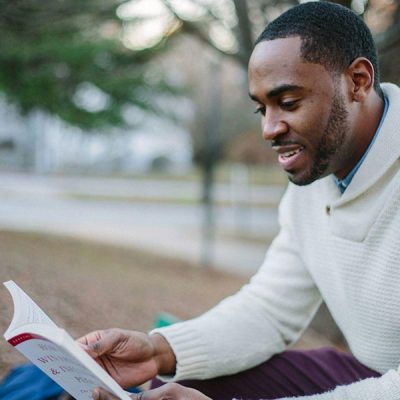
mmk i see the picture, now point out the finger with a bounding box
[135,384,211,400]
[92,387,118,400]
[134,384,179,400]
[92,387,135,400]
[77,331,106,357]
[77,330,103,345]
[131,387,162,400]
[88,334,117,357]
[80,331,118,358]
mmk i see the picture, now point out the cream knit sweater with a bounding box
[153,83,400,399]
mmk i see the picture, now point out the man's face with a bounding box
[248,37,351,185]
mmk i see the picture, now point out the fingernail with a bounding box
[89,342,100,353]
[92,389,99,400]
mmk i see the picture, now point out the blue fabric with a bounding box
[333,95,389,193]
[0,363,141,400]
[127,387,141,394]
[0,364,63,400]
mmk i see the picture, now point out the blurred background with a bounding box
[0,0,399,381]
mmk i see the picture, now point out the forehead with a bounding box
[248,37,334,97]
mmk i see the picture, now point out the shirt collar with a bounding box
[333,95,389,193]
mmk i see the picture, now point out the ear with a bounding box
[345,57,375,102]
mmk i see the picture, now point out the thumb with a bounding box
[77,331,112,358]
[130,385,177,400]
[78,330,122,359]
[76,342,101,359]
[85,334,118,358]
[87,337,110,358]
[92,387,136,399]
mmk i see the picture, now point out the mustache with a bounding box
[271,139,303,147]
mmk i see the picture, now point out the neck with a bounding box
[358,90,385,145]
[335,90,385,180]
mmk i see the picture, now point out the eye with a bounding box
[253,105,266,116]
[280,100,298,110]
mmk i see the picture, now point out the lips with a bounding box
[272,144,305,170]
[280,146,304,159]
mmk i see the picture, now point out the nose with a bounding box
[261,112,289,141]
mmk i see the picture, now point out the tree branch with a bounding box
[232,0,254,67]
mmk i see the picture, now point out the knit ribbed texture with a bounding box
[278,370,400,399]
[150,323,210,381]
[155,83,400,399]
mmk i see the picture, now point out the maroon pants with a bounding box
[152,348,380,399]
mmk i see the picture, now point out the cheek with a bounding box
[291,105,332,145]
[305,100,331,128]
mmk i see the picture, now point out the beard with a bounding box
[289,88,349,186]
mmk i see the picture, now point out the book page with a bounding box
[3,281,56,338]
[3,281,132,400]
[10,332,131,400]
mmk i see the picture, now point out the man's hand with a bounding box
[77,329,176,387]
[92,384,212,400]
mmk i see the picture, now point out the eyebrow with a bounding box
[267,84,303,98]
[249,84,303,102]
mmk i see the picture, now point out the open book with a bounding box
[3,280,131,400]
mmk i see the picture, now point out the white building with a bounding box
[0,96,193,175]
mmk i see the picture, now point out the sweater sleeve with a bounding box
[277,369,400,400]
[152,188,322,381]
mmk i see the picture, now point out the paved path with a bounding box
[0,172,285,276]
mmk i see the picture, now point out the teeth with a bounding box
[282,147,303,159]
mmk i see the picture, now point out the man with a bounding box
[80,2,400,399]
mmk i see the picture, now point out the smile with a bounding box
[281,147,304,159]
[272,144,305,170]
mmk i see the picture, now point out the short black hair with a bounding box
[255,1,382,96]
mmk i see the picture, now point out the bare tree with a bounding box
[376,2,400,84]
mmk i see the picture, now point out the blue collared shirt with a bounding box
[333,96,389,193]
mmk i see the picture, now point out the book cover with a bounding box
[3,280,131,400]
